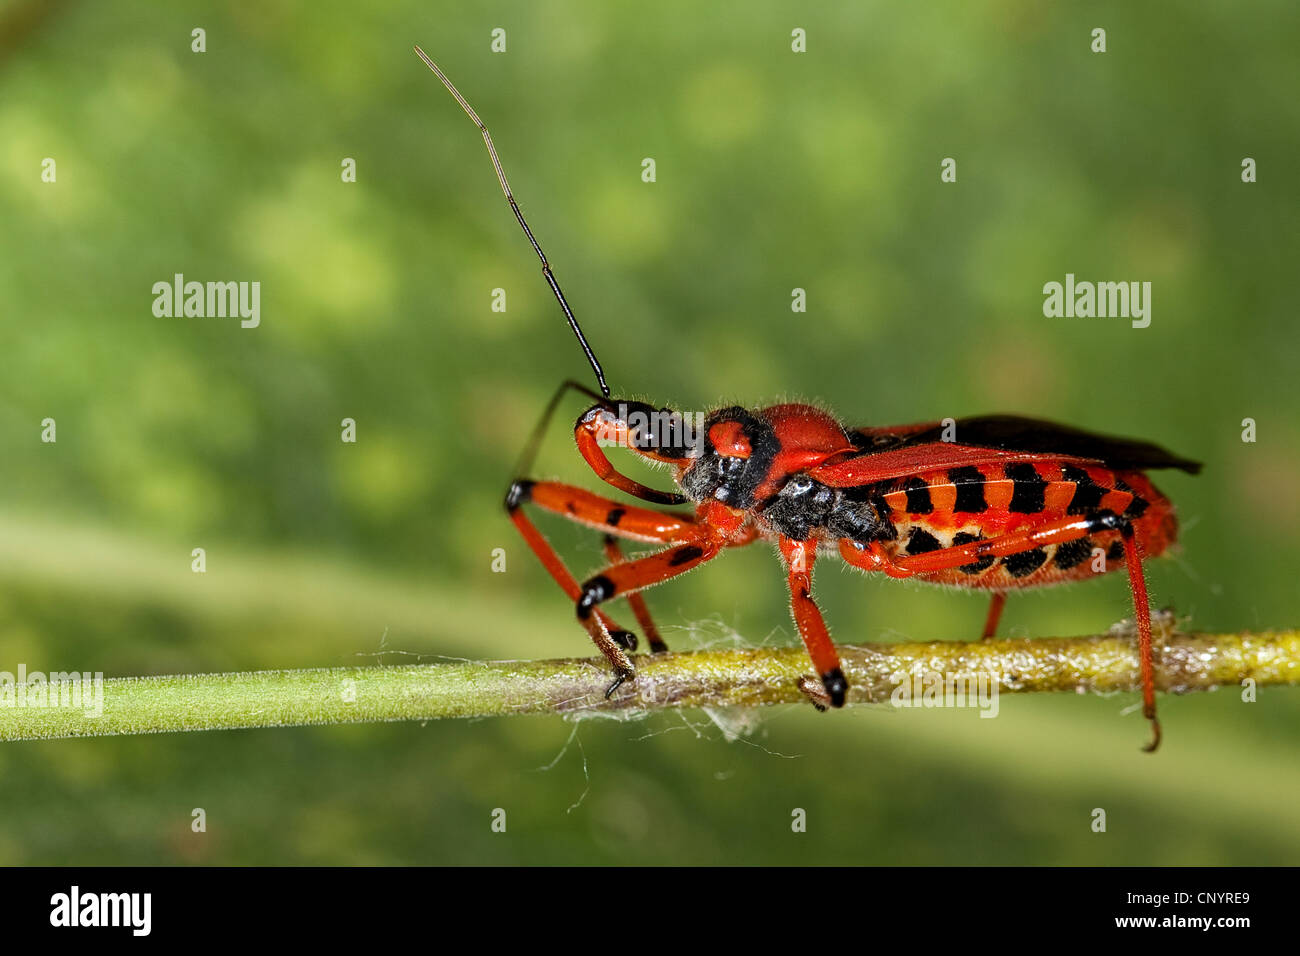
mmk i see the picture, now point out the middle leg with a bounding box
[603,535,668,653]
[506,479,698,680]
[780,537,847,707]
[573,501,749,693]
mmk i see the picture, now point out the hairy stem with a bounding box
[1,627,1295,741]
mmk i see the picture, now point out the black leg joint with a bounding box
[1086,509,1126,535]
[822,668,848,708]
[504,479,534,512]
[577,574,616,620]
[609,630,638,651]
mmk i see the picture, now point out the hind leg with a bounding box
[981,592,1007,640]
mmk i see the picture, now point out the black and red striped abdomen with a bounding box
[877,461,1178,589]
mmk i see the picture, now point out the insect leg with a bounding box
[575,541,721,696]
[779,537,847,707]
[509,479,697,544]
[506,480,721,684]
[511,379,607,481]
[572,408,691,506]
[891,513,1121,574]
[843,512,1163,749]
[505,489,638,669]
[576,538,722,621]
[836,539,915,578]
[1120,524,1161,753]
[501,386,661,654]
[603,535,667,653]
[982,592,1007,640]
[573,504,746,692]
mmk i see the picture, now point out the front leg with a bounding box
[780,537,848,708]
[574,502,747,694]
[505,480,671,669]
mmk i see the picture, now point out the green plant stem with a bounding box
[1,628,1296,741]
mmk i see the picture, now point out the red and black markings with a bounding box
[949,466,989,513]
[1063,464,1107,514]
[1005,463,1047,513]
[1054,536,1094,570]
[505,401,1187,731]
[419,51,1199,746]
[875,459,1174,588]
[902,477,933,513]
[953,531,995,574]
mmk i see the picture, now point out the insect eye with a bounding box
[716,455,745,478]
[786,476,814,494]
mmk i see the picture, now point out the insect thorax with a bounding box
[680,406,896,543]
[755,477,897,544]
[679,407,779,510]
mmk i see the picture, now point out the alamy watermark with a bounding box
[890,669,1000,718]
[50,886,150,936]
[1042,273,1151,328]
[152,273,260,328]
[0,665,104,718]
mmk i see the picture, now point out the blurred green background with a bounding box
[1,0,1297,864]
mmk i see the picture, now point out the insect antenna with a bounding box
[512,378,608,479]
[414,46,611,398]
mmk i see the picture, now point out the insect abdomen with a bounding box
[879,462,1178,588]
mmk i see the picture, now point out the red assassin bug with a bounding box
[416,48,1201,750]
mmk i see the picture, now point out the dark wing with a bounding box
[811,414,1201,489]
[852,414,1202,473]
